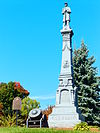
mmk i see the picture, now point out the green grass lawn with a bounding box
[0,128,99,133]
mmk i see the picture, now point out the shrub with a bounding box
[0,114,16,127]
[0,113,24,127]
[73,122,90,131]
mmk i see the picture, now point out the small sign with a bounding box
[12,97,22,110]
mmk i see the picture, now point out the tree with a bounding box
[21,97,40,121]
[42,106,54,120]
[0,102,3,116]
[0,81,29,116]
[73,41,100,125]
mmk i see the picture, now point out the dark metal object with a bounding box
[26,109,48,128]
[16,110,18,126]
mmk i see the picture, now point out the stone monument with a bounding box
[48,2,83,128]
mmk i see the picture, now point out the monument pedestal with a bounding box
[48,105,82,128]
[48,105,81,128]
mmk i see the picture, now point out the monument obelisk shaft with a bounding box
[56,2,74,106]
[48,3,82,128]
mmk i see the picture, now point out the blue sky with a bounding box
[0,0,100,109]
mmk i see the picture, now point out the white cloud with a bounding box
[30,95,55,100]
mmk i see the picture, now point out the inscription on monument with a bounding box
[63,60,69,68]
[60,90,70,104]
[51,115,77,121]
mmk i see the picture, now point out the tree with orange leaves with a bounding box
[42,106,54,120]
[0,81,29,116]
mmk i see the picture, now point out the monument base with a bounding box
[48,105,82,128]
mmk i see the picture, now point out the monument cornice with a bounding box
[61,29,74,36]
